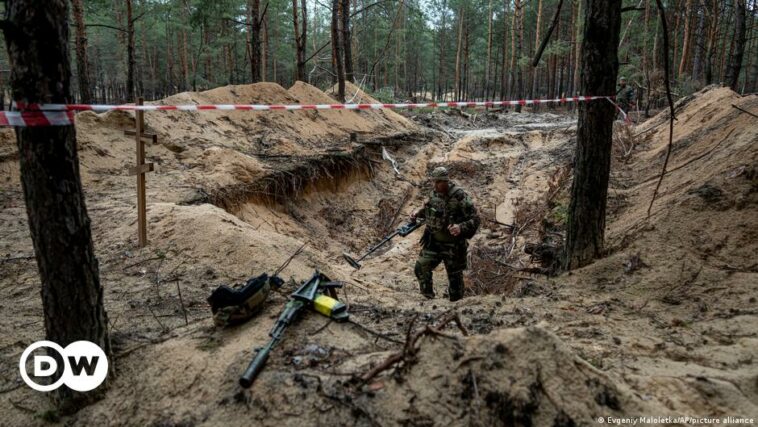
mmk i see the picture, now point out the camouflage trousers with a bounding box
[414,240,467,302]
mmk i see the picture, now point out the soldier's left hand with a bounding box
[448,224,461,237]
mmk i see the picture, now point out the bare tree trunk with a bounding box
[301,0,307,81]
[678,0,694,78]
[725,0,747,91]
[704,0,720,84]
[718,3,733,83]
[691,0,706,82]
[71,0,92,103]
[126,0,136,100]
[454,4,464,101]
[515,0,524,111]
[179,31,189,91]
[564,0,622,270]
[293,0,307,82]
[573,0,582,96]
[439,0,448,100]
[262,8,268,81]
[485,0,494,100]
[509,0,518,98]
[342,0,354,82]
[532,0,543,99]
[501,0,510,99]
[250,0,261,83]
[2,0,111,412]
[331,0,345,101]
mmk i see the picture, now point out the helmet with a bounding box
[430,166,449,181]
[619,76,627,82]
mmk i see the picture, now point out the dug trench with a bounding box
[0,85,756,426]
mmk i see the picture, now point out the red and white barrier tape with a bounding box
[2,96,612,127]
[0,111,76,127]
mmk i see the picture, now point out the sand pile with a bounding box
[362,326,655,426]
[0,81,420,207]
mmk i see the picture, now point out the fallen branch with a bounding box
[273,243,306,277]
[359,312,467,383]
[0,255,35,263]
[648,0,676,218]
[348,320,403,344]
[175,280,188,326]
[732,104,758,119]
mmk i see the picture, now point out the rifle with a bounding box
[239,271,348,388]
[342,220,424,269]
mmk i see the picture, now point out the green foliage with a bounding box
[0,0,751,103]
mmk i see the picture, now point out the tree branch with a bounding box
[532,0,564,67]
[648,0,676,218]
[84,23,127,33]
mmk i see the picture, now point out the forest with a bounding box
[1,0,755,107]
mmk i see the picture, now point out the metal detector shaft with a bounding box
[343,220,424,269]
[352,230,400,264]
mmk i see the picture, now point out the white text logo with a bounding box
[19,341,108,392]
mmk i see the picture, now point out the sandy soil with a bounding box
[0,84,756,426]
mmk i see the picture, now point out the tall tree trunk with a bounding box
[564,0,622,270]
[704,0,719,84]
[671,0,682,82]
[485,0,494,100]
[331,0,345,101]
[725,0,747,91]
[3,0,110,412]
[532,0,544,99]
[126,0,136,101]
[501,0,510,99]
[678,0,694,78]
[250,0,261,83]
[262,8,269,81]
[342,0,354,82]
[509,0,518,98]
[691,0,706,82]
[718,3,732,83]
[573,0,582,96]
[515,0,524,111]
[438,0,448,100]
[643,0,653,115]
[454,4,465,101]
[71,0,92,104]
[748,6,758,92]
[179,31,189,91]
[293,0,307,82]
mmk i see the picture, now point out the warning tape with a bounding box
[0,111,76,127]
[2,96,612,127]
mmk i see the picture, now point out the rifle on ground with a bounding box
[342,220,424,269]
[239,270,348,388]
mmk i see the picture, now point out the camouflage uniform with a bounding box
[414,169,480,302]
[616,80,635,113]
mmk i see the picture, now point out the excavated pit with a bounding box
[2,86,756,426]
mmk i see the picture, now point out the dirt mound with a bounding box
[328,81,417,131]
[364,326,654,426]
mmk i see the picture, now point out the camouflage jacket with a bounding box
[417,182,480,243]
[616,85,634,108]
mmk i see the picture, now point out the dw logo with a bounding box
[19,341,108,392]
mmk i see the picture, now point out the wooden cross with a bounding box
[126,97,156,248]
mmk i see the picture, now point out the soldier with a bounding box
[410,167,480,302]
[616,76,635,116]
